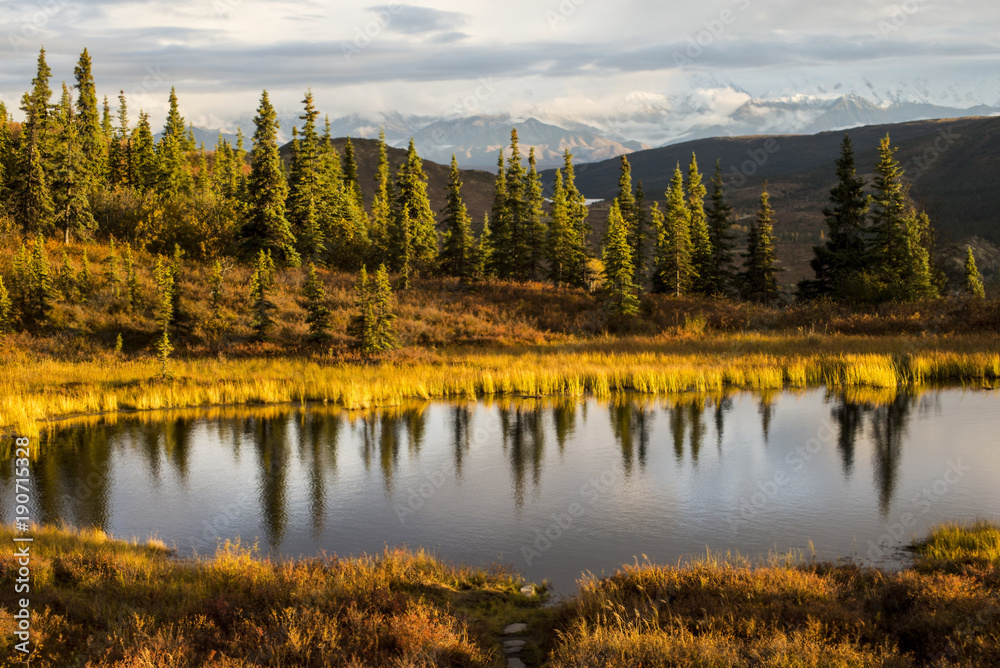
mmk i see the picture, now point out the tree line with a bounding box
[0,48,989,338]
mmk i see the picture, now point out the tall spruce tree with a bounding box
[392,139,437,278]
[964,247,986,298]
[52,83,97,244]
[633,180,649,288]
[870,135,936,301]
[348,264,397,356]
[287,91,325,264]
[523,148,547,279]
[73,48,106,189]
[368,129,393,266]
[800,135,871,301]
[546,169,573,287]
[108,90,131,188]
[157,88,192,196]
[130,111,158,193]
[562,149,590,282]
[687,154,713,295]
[504,129,530,280]
[242,90,300,266]
[26,234,54,327]
[653,164,694,296]
[602,200,639,316]
[488,149,511,278]
[341,136,364,209]
[742,184,780,304]
[704,160,737,296]
[10,48,55,234]
[440,155,475,281]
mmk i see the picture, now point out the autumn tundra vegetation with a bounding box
[1,48,1000,666]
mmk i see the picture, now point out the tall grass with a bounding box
[2,335,999,437]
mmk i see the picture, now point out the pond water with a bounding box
[3,388,999,593]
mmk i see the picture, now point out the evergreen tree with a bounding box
[703,160,737,296]
[653,165,694,296]
[101,95,113,143]
[562,149,590,285]
[870,135,936,301]
[301,262,331,341]
[0,276,12,334]
[602,201,639,316]
[633,180,649,288]
[10,242,31,319]
[153,256,174,378]
[52,83,97,244]
[348,264,397,356]
[124,242,141,312]
[105,237,121,300]
[243,90,300,266]
[157,88,192,195]
[488,149,511,278]
[287,91,326,263]
[73,48,106,189]
[687,154,713,294]
[440,155,475,280]
[473,212,493,281]
[109,90,132,188]
[522,148,547,279]
[10,49,55,234]
[368,129,393,267]
[130,111,158,193]
[392,138,437,279]
[56,248,77,301]
[742,184,781,304]
[341,136,364,209]
[26,234,54,326]
[800,135,871,301]
[347,266,374,351]
[0,101,11,190]
[248,249,276,340]
[209,259,225,319]
[964,246,986,298]
[546,169,587,288]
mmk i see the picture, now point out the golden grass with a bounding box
[2,334,1000,437]
[2,523,998,666]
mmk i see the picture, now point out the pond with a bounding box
[3,388,999,593]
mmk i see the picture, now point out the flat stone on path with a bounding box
[503,639,525,652]
[503,622,528,634]
[507,659,526,668]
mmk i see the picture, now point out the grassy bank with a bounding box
[3,333,1000,437]
[1,523,998,666]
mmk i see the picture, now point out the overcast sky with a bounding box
[2,0,998,136]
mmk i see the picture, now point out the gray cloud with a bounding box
[368,4,466,35]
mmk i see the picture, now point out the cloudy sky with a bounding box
[1,0,998,141]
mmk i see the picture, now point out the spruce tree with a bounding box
[474,213,493,281]
[653,165,694,296]
[347,266,374,351]
[27,234,54,326]
[546,169,571,286]
[341,136,364,209]
[392,139,437,277]
[153,256,174,378]
[248,249,276,340]
[0,276,12,334]
[964,246,986,298]
[209,259,225,319]
[523,148,547,279]
[370,264,397,354]
[10,48,55,235]
[10,242,31,320]
[742,184,781,304]
[109,90,132,188]
[488,149,511,278]
[0,101,11,189]
[243,90,300,266]
[130,111,158,193]
[124,242,141,312]
[368,129,393,267]
[440,155,474,281]
[157,88,192,196]
[800,135,871,301]
[602,200,639,316]
[687,154,712,295]
[562,149,590,284]
[288,91,326,264]
[504,130,531,280]
[616,155,636,243]
[56,248,77,301]
[301,262,331,342]
[52,83,97,244]
[704,161,737,296]
[79,250,93,301]
[73,48,107,189]
[633,180,649,288]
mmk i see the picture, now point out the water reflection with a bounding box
[9,389,946,549]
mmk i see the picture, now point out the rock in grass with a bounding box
[503,622,528,634]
